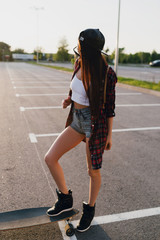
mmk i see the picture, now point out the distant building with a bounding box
[12,54,34,61]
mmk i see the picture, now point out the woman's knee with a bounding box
[44,152,51,166]
[44,151,58,167]
[44,142,61,167]
[88,168,101,178]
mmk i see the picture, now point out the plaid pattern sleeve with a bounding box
[105,66,117,117]
[89,108,108,169]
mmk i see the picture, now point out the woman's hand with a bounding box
[105,117,113,150]
[62,96,71,109]
[104,134,112,150]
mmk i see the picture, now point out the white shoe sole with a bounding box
[76,224,91,232]
[46,207,73,217]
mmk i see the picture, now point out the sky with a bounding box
[0,0,160,55]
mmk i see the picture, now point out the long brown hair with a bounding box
[79,42,107,118]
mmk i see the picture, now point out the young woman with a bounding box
[45,28,117,232]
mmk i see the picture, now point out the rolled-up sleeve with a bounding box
[106,68,117,118]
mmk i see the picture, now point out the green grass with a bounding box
[118,77,160,92]
[28,62,160,92]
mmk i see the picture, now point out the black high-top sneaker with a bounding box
[46,189,73,217]
[77,202,95,232]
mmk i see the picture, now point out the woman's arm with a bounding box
[62,96,72,108]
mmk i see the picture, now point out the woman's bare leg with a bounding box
[45,126,84,194]
[86,138,101,206]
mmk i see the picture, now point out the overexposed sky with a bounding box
[0,0,160,54]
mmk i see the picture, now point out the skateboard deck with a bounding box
[0,207,79,235]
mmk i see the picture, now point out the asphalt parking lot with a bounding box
[0,62,160,240]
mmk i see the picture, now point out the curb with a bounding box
[117,83,160,98]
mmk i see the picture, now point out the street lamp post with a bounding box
[32,6,44,63]
[114,0,121,75]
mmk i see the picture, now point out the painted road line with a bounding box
[16,92,142,97]
[116,103,160,107]
[20,106,62,111]
[71,206,160,228]
[12,81,69,84]
[29,126,160,143]
[16,93,67,97]
[58,221,77,240]
[58,206,160,240]
[29,134,38,143]
[29,133,59,143]
[112,126,160,133]
[20,103,160,111]
[14,86,68,89]
[116,93,142,95]
[11,77,69,80]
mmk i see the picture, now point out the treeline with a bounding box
[0,38,73,62]
[109,48,160,64]
[0,40,160,64]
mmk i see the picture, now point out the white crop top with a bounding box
[70,75,90,106]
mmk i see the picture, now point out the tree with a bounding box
[151,50,160,61]
[55,37,70,62]
[143,52,151,63]
[128,53,141,64]
[111,49,154,64]
[110,47,128,64]
[33,47,44,60]
[103,48,111,62]
[110,50,115,62]
[12,48,25,54]
[119,48,128,63]
[0,42,12,61]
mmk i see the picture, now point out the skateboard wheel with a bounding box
[65,223,75,237]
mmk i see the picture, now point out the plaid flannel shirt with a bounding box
[65,60,117,169]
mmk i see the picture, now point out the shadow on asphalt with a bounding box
[75,225,111,240]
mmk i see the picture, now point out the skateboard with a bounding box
[0,207,79,237]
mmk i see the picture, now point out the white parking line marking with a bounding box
[20,106,62,111]
[117,103,160,107]
[12,81,69,84]
[16,93,142,97]
[112,127,160,132]
[29,133,38,143]
[29,126,160,143]
[58,206,160,240]
[29,133,59,143]
[10,77,67,80]
[116,93,142,95]
[16,93,67,97]
[71,206,160,228]
[14,86,68,89]
[20,107,25,111]
[20,103,160,111]
[58,221,77,240]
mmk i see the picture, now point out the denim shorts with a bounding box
[70,107,91,138]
